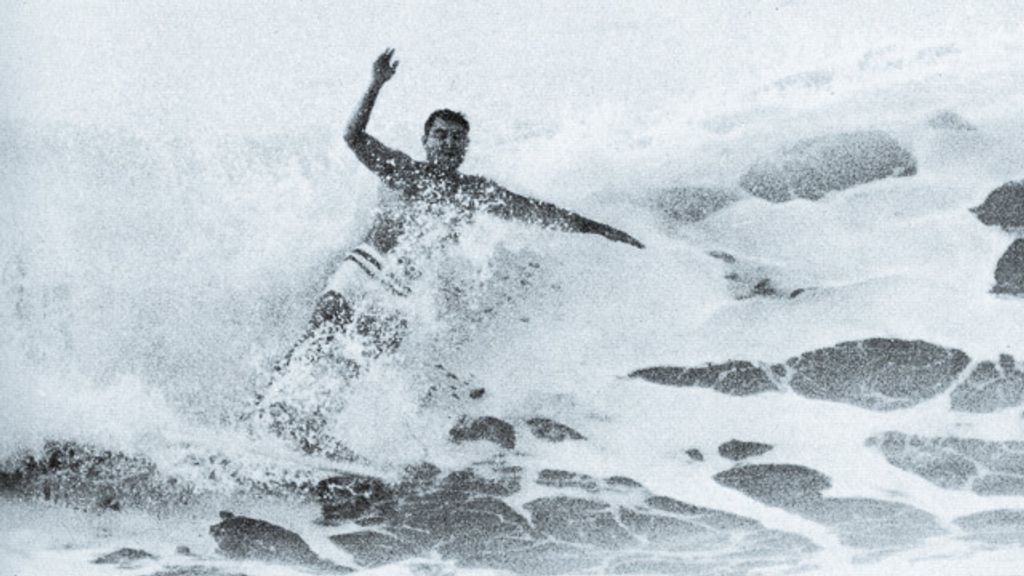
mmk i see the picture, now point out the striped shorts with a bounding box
[311,243,411,356]
[325,243,412,299]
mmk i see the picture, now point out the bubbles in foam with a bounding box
[4,6,1024,574]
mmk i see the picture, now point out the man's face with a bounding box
[422,118,469,171]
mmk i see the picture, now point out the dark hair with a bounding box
[423,109,469,137]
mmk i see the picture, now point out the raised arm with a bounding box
[344,49,416,178]
[482,183,644,248]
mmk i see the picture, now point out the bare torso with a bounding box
[345,49,642,260]
[361,163,492,256]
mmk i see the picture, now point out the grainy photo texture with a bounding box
[2,2,1024,575]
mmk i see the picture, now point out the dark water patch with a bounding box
[993,239,1024,295]
[94,547,157,565]
[383,506,533,572]
[629,362,779,396]
[686,449,705,462]
[785,339,969,410]
[436,465,523,497]
[395,461,442,491]
[475,541,601,575]
[606,476,645,490]
[329,531,419,567]
[526,418,586,442]
[450,416,517,450]
[739,278,784,299]
[323,461,814,573]
[317,473,395,525]
[973,474,1024,496]
[618,508,713,547]
[954,509,1024,545]
[609,551,804,576]
[739,131,917,202]
[335,485,542,570]
[740,529,820,555]
[867,432,1024,496]
[147,567,249,576]
[389,492,535,547]
[809,498,943,549]
[644,496,762,531]
[526,496,638,549]
[708,251,737,264]
[647,186,746,225]
[210,511,350,572]
[719,440,774,462]
[972,180,1024,231]
[537,470,600,491]
[706,251,811,301]
[950,355,1024,413]
[421,365,486,406]
[715,465,830,509]
[928,110,977,131]
[631,338,969,411]
[715,464,943,549]
[607,556,711,574]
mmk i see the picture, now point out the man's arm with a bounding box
[481,183,644,248]
[344,49,417,180]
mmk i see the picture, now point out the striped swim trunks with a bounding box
[323,243,412,299]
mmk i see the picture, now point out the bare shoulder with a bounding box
[460,173,507,196]
[350,134,419,178]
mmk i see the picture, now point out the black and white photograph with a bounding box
[3,2,1024,574]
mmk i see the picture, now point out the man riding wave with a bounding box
[254,49,643,457]
[284,48,642,368]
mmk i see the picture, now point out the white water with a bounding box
[3,2,1024,574]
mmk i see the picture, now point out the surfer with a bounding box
[283,48,644,366]
[255,48,643,457]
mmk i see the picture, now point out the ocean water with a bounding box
[3,2,1024,574]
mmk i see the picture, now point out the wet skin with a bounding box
[345,49,644,259]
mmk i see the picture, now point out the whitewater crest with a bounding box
[5,8,1024,574]
[6,116,1024,574]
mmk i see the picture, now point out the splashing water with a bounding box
[3,2,1024,575]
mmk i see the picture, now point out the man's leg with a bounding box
[255,290,357,457]
[354,309,408,357]
[274,290,355,375]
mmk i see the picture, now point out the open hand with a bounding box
[372,48,399,85]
